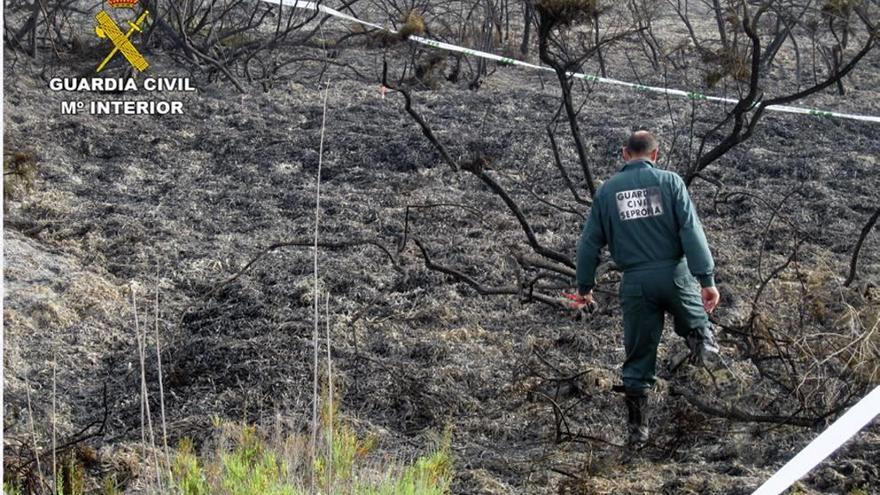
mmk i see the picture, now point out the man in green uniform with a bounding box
[570,130,720,445]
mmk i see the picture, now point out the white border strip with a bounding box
[752,385,880,495]
[263,0,880,124]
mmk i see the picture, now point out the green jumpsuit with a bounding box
[576,159,715,391]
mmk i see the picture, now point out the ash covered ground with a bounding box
[4,3,880,494]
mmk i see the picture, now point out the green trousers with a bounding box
[618,259,710,390]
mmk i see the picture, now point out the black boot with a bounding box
[687,325,721,367]
[624,388,650,446]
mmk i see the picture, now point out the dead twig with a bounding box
[844,206,880,287]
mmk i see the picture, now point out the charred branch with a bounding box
[845,206,880,287]
[413,238,564,307]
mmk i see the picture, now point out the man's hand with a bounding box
[564,291,596,311]
[701,286,720,313]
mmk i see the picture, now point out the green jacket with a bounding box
[576,159,715,293]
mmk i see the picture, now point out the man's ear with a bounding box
[650,149,659,162]
[622,147,630,161]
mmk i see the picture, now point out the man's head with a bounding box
[623,130,659,163]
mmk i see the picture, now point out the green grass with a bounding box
[169,409,453,495]
[4,410,450,495]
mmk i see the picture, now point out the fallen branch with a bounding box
[413,238,563,308]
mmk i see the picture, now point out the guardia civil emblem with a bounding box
[94,0,150,72]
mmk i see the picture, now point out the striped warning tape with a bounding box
[262,0,880,124]
[752,385,880,495]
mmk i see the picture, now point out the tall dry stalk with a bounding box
[133,287,147,459]
[52,356,57,494]
[24,377,45,491]
[311,22,332,490]
[154,282,171,472]
[325,290,333,491]
[132,286,162,490]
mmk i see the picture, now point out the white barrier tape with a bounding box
[752,385,880,495]
[262,0,880,124]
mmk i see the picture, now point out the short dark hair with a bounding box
[626,131,658,155]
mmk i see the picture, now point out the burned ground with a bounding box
[4,3,880,494]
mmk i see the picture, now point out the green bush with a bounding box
[172,437,210,495]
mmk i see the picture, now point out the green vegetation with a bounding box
[4,410,451,495]
[59,453,86,495]
[169,407,453,495]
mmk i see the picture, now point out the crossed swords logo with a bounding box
[95,9,150,72]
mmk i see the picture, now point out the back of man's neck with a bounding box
[625,157,654,164]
